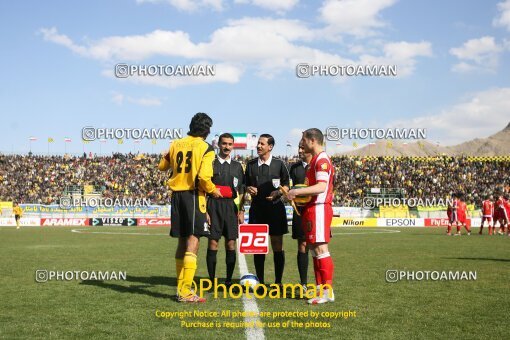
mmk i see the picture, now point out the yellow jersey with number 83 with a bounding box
[158,135,216,194]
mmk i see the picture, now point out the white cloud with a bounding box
[111,92,124,105]
[199,17,351,78]
[390,87,510,144]
[87,30,198,61]
[318,0,398,38]
[504,38,510,50]
[104,63,242,88]
[76,18,315,62]
[111,92,162,106]
[221,17,314,42]
[39,16,431,87]
[359,41,433,77]
[130,97,163,106]
[449,36,502,73]
[39,21,352,84]
[289,128,305,139]
[234,0,298,13]
[493,0,510,31]
[136,0,223,12]
[39,27,196,61]
[38,27,87,55]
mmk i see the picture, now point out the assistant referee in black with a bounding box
[245,134,290,286]
[206,133,245,287]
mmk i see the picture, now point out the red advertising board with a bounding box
[238,224,269,254]
[41,218,90,226]
[137,218,171,226]
[425,218,471,227]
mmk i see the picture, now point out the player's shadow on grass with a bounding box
[80,280,174,299]
[79,275,210,300]
[125,275,177,287]
[444,257,510,262]
[123,275,211,287]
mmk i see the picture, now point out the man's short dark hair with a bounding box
[188,113,213,138]
[259,134,275,146]
[303,128,324,145]
[219,133,234,144]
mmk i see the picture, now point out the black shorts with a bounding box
[249,200,288,236]
[291,208,305,240]
[207,199,238,241]
[170,190,210,238]
[15,215,20,221]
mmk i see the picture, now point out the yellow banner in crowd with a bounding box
[0,201,13,209]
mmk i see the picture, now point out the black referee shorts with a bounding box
[170,190,210,238]
[14,215,21,221]
[248,200,288,236]
[207,199,239,241]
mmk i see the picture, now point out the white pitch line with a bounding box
[70,228,401,237]
[237,251,265,340]
[330,228,401,235]
[71,228,166,236]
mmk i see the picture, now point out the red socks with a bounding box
[316,252,334,286]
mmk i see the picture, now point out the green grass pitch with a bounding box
[0,226,508,339]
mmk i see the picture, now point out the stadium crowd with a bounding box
[331,156,510,207]
[0,153,508,207]
[0,153,170,205]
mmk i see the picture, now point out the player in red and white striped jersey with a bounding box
[287,128,335,305]
[457,197,470,235]
[480,196,494,235]
[504,196,510,236]
[494,195,508,235]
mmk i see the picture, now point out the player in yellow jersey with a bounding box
[158,113,222,303]
[13,203,23,229]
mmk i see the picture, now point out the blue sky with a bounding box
[1,0,509,156]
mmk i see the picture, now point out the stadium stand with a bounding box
[0,154,508,208]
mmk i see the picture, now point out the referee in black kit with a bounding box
[289,141,312,289]
[245,134,290,287]
[206,133,245,287]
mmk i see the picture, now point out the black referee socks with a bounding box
[254,252,286,284]
[297,251,309,285]
[274,251,285,284]
[225,250,236,282]
[206,249,218,280]
[254,254,266,284]
[207,248,236,282]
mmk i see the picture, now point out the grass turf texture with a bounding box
[0,226,508,339]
